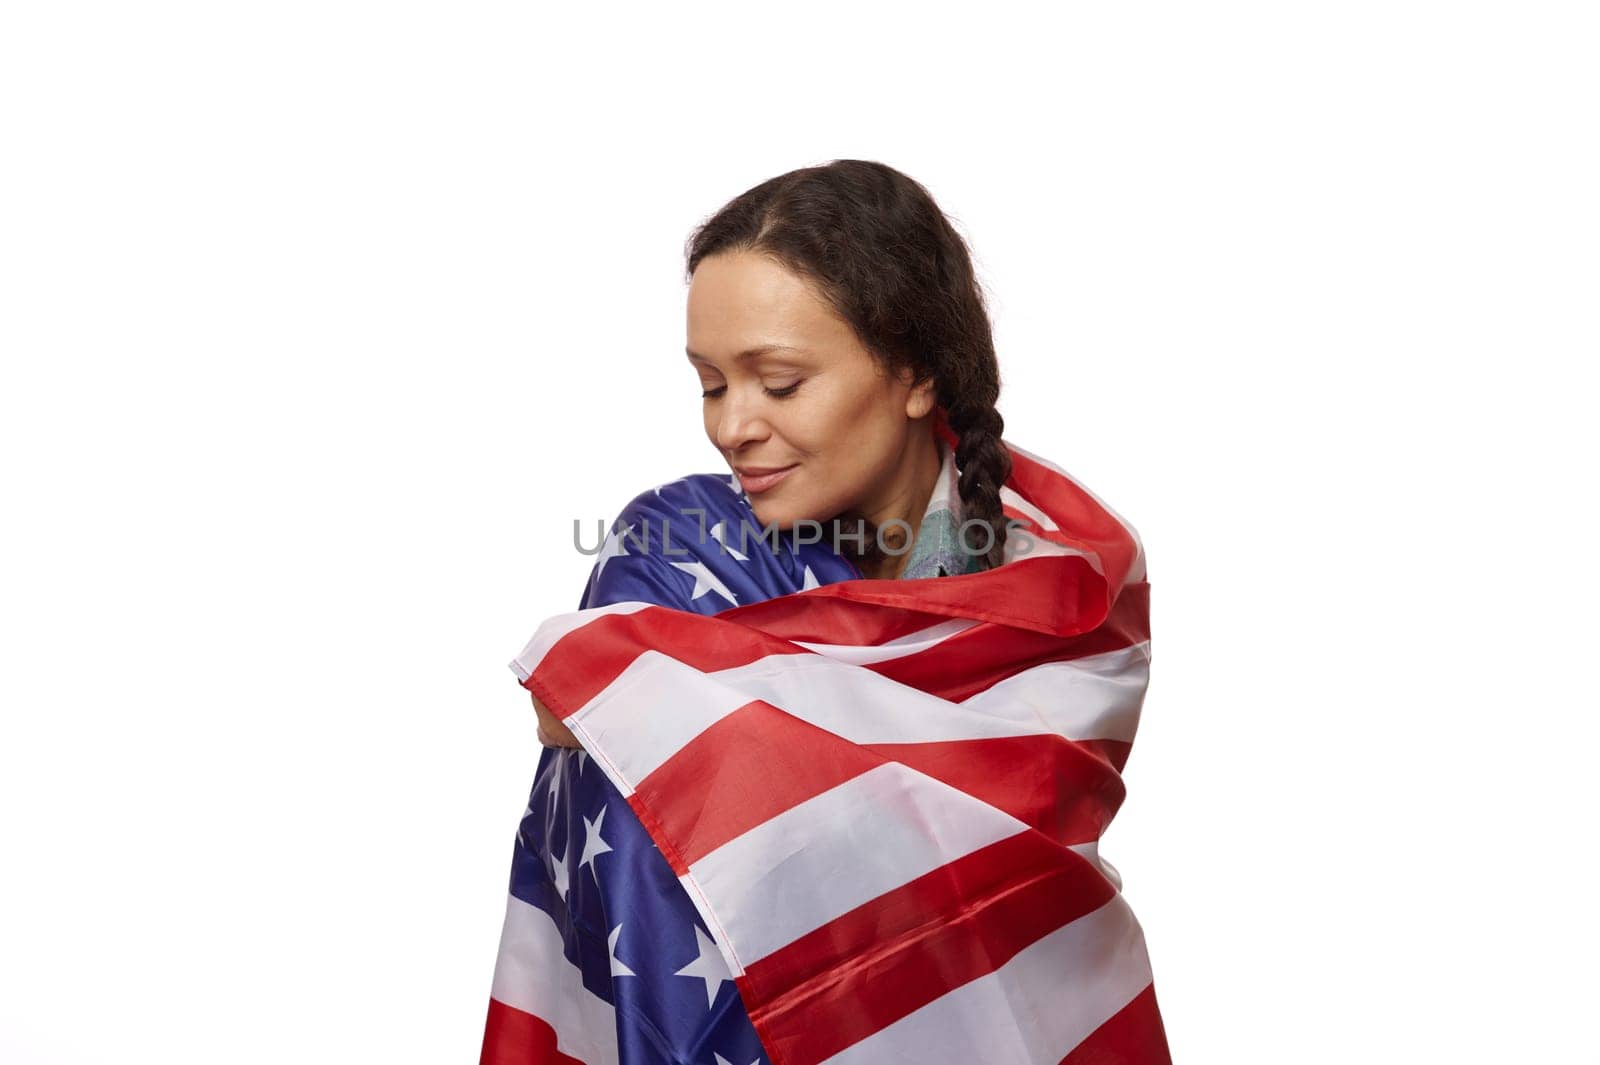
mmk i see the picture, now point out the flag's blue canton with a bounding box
[507,473,862,1064]
[578,471,864,616]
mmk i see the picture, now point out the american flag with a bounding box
[482,423,1171,1064]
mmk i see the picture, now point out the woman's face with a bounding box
[686,250,937,532]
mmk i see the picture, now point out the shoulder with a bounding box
[610,471,749,531]
[578,472,755,614]
[602,472,771,563]
[578,472,859,613]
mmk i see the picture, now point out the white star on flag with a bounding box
[549,848,569,901]
[669,560,739,606]
[607,923,635,979]
[709,520,749,561]
[674,924,733,1009]
[545,750,566,835]
[594,521,634,581]
[579,805,613,879]
[801,564,819,590]
[714,1054,762,1065]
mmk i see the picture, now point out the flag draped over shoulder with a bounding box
[482,419,1172,1065]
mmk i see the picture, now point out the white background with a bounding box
[3,2,1596,1062]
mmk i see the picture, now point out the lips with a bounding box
[734,463,798,494]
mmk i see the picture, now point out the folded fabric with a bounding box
[483,421,1172,1064]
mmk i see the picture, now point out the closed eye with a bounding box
[700,382,803,400]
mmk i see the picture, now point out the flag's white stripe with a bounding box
[818,892,1155,1065]
[1000,484,1058,531]
[966,642,1150,744]
[794,617,979,664]
[569,643,1150,793]
[567,650,754,795]
[687,762,1031,965]
[1005,439,1147,583]
[508,600,653,682]
[489,893,620,1065]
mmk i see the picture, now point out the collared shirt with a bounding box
[899,436,989,579]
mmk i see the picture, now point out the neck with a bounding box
[839,424,943,581]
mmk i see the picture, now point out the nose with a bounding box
[712,385,770,452]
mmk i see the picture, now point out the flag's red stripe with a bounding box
[524,605,807,717]
[868,582,1149,703]
[1058,982,1173,1064]
[717,582,973,647]
[635,701,1125,869]
[528,552,1135,721]
[864,734,1126,847]
[722,550,1115,645]
[1002,439,1143,586]
[1078,737,1133,774]
[630,700,881,874]
[526,578,1147,731]
[480,997,589,1065]
[741,829,1118,1065]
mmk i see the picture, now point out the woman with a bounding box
[536,162,1007,741]
[484,160,1167,1065]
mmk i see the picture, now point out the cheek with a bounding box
[790,380,878,449]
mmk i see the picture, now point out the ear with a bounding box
[904,375,938,420]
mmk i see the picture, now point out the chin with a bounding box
[747,499,810,534]
[746,501,788,530]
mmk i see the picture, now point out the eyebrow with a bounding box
[685,344,808,364]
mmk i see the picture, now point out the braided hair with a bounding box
[684,159,1013,572]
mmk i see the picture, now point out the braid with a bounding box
[942,397,1012,572]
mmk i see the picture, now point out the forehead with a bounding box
[686,251,858,364]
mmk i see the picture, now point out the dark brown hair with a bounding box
[684,159,1012,572]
